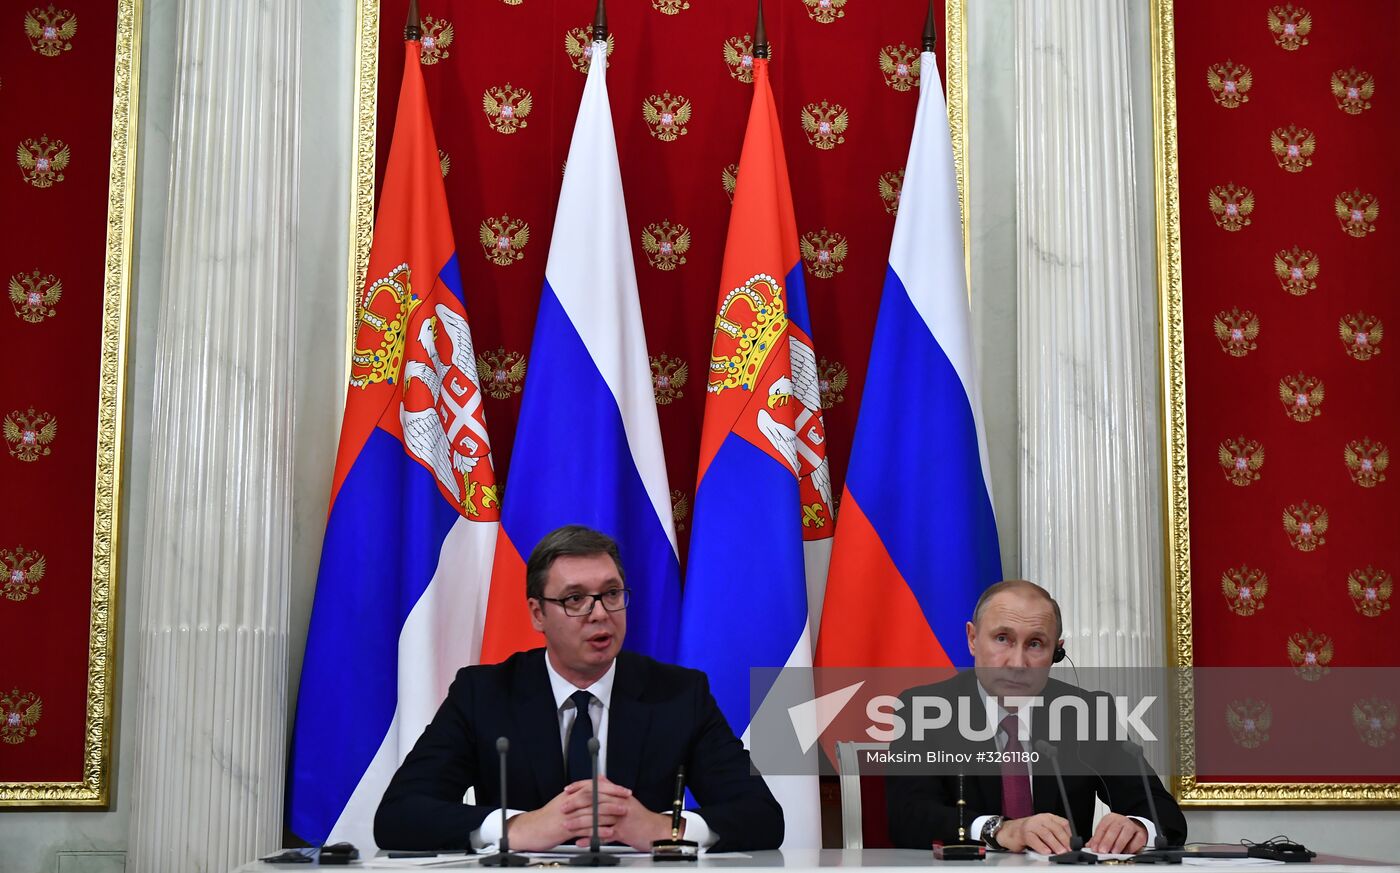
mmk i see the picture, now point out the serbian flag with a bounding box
[288,36,499,851]
[678,54,831,850]
[479,31,681,663]
[814,43,1001,673]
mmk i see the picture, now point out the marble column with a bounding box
[1014,0,1165,674]
[126,1,301,870]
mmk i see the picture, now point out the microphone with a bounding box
[1032,740,1097,864]
[1121,740,1179,863]
[480,737,529,866]
[571,737,618,866]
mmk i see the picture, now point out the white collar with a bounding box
[544,652,616,712]
[974,677,1032,736]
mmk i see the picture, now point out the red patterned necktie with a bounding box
[1000,713,1033,819]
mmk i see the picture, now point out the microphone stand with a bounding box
[1121,740,1180,864]
[481,737,529,866]
[571,737,618,866]
[1032,740,1097,864]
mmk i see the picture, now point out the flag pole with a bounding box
[405,0,420,41]
[923,0,936,51]
[753,0,768,59]
[592,0,607,42]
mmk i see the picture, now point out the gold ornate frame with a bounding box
[0,0,139,807]
[1152,0,1400,807]
[346,0,972,362]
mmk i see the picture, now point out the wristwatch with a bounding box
[983,815,1006,851]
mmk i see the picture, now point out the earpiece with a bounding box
[1052,644,1066,664]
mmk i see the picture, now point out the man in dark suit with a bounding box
[375,525,783,852]
[886,580,1186,854]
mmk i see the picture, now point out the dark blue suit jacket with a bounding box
[374,648,783,852]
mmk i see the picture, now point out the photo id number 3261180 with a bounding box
[977,750,1039,764]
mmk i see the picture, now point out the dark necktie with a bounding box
[566,689,596,784]
[1000,713,1033,819]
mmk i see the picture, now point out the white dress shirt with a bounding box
[471,655,715,850]
[966,681,1156,847]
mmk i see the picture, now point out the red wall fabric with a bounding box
[0,2,118,783]
[1174,0,1399,781]
[373,0,955,567]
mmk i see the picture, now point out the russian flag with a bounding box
[814,42,1001,672]
[288,33,500,851]
[679,52,830,850]
[479,30,681,663]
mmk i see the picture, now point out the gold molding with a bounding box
[347,0,973,361]
[0,0,139,807]
[1151,0,1399,808]
[944,0,971,293]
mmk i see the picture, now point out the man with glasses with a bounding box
[375,525,783,853]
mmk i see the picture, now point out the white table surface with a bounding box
[232,846,1400,872]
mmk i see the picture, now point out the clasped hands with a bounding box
[506,775,680,852]
[996,812,1147,855]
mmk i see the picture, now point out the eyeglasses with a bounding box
[537,588,631,617]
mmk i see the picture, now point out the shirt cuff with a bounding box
[969,814,993,842]
[679,811,717,849]
[470,807,525,851]
[1128,815,1157,846]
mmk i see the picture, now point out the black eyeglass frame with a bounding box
[535,588,631,616]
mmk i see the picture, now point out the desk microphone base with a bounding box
[570,849,620,866]
[1049,849,1099,864]
[479,852,530,867]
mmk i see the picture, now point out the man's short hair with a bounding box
[525,525,625,601]
[971,579,1063,640]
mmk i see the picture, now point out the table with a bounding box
[233,847,1400,871]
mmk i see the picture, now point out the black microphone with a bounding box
[1121,740,1179,863]
[571,737,618,866]
[1032,740,1097,864]
[481,737,529,866]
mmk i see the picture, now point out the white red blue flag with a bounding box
[480,34,681,663]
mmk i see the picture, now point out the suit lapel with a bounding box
[512,651,567,801]
[605,653,650,791]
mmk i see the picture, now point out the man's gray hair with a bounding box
[971,579,1063,640]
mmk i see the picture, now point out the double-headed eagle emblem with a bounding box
[475,347,527,401]
[1213,308,1259,356]
[479,215,530,266]
[8,270,61,323]
[418,16,453,65]
[1266,4,1311,50]
[878,169,905,216]
[1344,438,1389,488]
[801,101,849,150]
[16,136,69,188]
[1278,373,1323,422]
[24,6,77,56]
[1282,501,1328,551]
[1335,190,1379,237]
[817,357,849,409]
[1218,437,1265,487]
[565,27,614,74]
[1270,125,1315,173]
[671,490,690,533]
[652,0,691,14]
[1331,67,1374,114]
[1209,183,1254,231]
[721,163,739,204]
[803,0,847,24]
[1206,61,1252,109]
[1347,566,1392,618]
[1,547,44,602]
[1221,566,1268,616]
[650,354,689,405]
[641,220,691,271]
[1286,630,1333,681]
[0,690,41,745]
[643,92,692,141]
[1353,699,1398,748]
[3,407,56,462]
[1226,699,1272,748]
[482,85,532,135]
[1339,312,1383,361]
[1274,247,1319,296]
[800,229,848,279]
[879,44,921,92]
[723,34,756,83]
